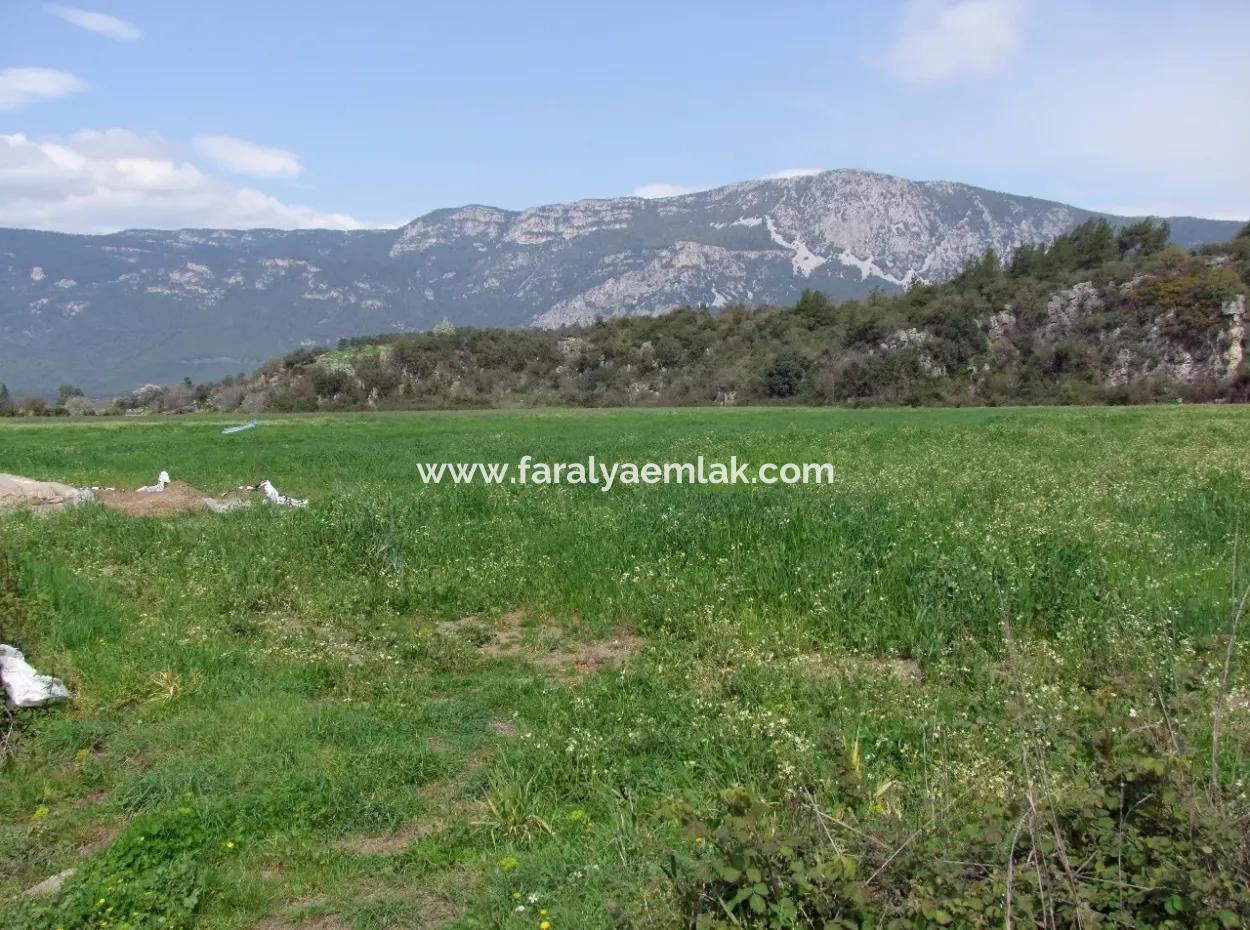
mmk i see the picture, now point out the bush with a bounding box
[764,351,806,398]
[662,687,1250,930]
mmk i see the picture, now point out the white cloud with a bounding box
[0,130,375,232]
[631,182,705,199]
[0,67,88,110]
[193,134,303,179]
[45,5,141,41]
[763,168,824,180]
[888,0,1025,83]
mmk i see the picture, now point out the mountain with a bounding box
[0,169,1240,395]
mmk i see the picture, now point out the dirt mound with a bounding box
[1,472,301,518]
[96,481,248,517]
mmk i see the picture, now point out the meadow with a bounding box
[2,406,1249,929]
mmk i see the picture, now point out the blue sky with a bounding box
[2,0,1248,232]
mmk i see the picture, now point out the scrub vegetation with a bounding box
[2,405,1249,928]
[11,219,1246,419]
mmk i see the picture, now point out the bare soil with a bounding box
[96,481,250,516]
[437,610,643,677]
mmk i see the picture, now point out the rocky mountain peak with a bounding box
[0,169,1240,394]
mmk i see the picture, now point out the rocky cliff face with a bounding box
[0,169,1240,394]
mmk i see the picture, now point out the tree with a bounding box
[1237,220,1250,240]
[310,364,353,397]
[764,350,806,398]
[283,346,321,370]
[795,288,832,315]
[1009,243,1040,278]
[953,248,1002,289]
[56,384,84,405]
[1068,219,1118,269]
[0,383,9,410]
[1117,218,1170,257]
[432,318,457,336]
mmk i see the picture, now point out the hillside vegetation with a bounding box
[4,169,1239,396]
[3,219,1249,416]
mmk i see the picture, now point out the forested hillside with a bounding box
[2,169,1240,396]
[6,219,1248,416]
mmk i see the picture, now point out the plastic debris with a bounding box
[136,470,171,493]
[222,420,259,435]
[260,479,308,508]
[1,644,70,708]
[0,474,94,513]
[202,496,251,514]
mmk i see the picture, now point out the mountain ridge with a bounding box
[1,169,1241,394]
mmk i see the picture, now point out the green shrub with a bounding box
[665,692,1250,930]
[765,351,807,398]
[8,802,219,930]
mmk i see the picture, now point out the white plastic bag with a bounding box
[260,480,308,508]
[0,644,70,708]
[136,470,171,493]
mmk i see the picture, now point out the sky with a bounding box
[1,0,1248,233]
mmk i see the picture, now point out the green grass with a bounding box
[2,406,1249,928]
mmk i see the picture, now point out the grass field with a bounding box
[2,406,1249,929]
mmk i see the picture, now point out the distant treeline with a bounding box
[7,218,1249,417]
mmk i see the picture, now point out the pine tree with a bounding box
[1117,218,1170,257]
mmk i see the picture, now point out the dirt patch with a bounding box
[793,653,924,686]
[253,913,349,930]
[77,821,123,856]
[437,611,643,677]
[352,886,465,928]
[870,657,924,685]
[332,819,433,855]
[252,896,340,930]
[551,634,645,675]
[332,772,486,856]
[403,896,460,928]
[76,787,110,806]
[0,470,283,519]
[96,481,250,517]
[488,719,519,738]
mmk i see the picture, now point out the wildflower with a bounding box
[540,922,552,930]
[224,840,235,849]
[499,855,518,871]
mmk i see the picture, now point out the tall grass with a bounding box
[1,406,1248,928]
